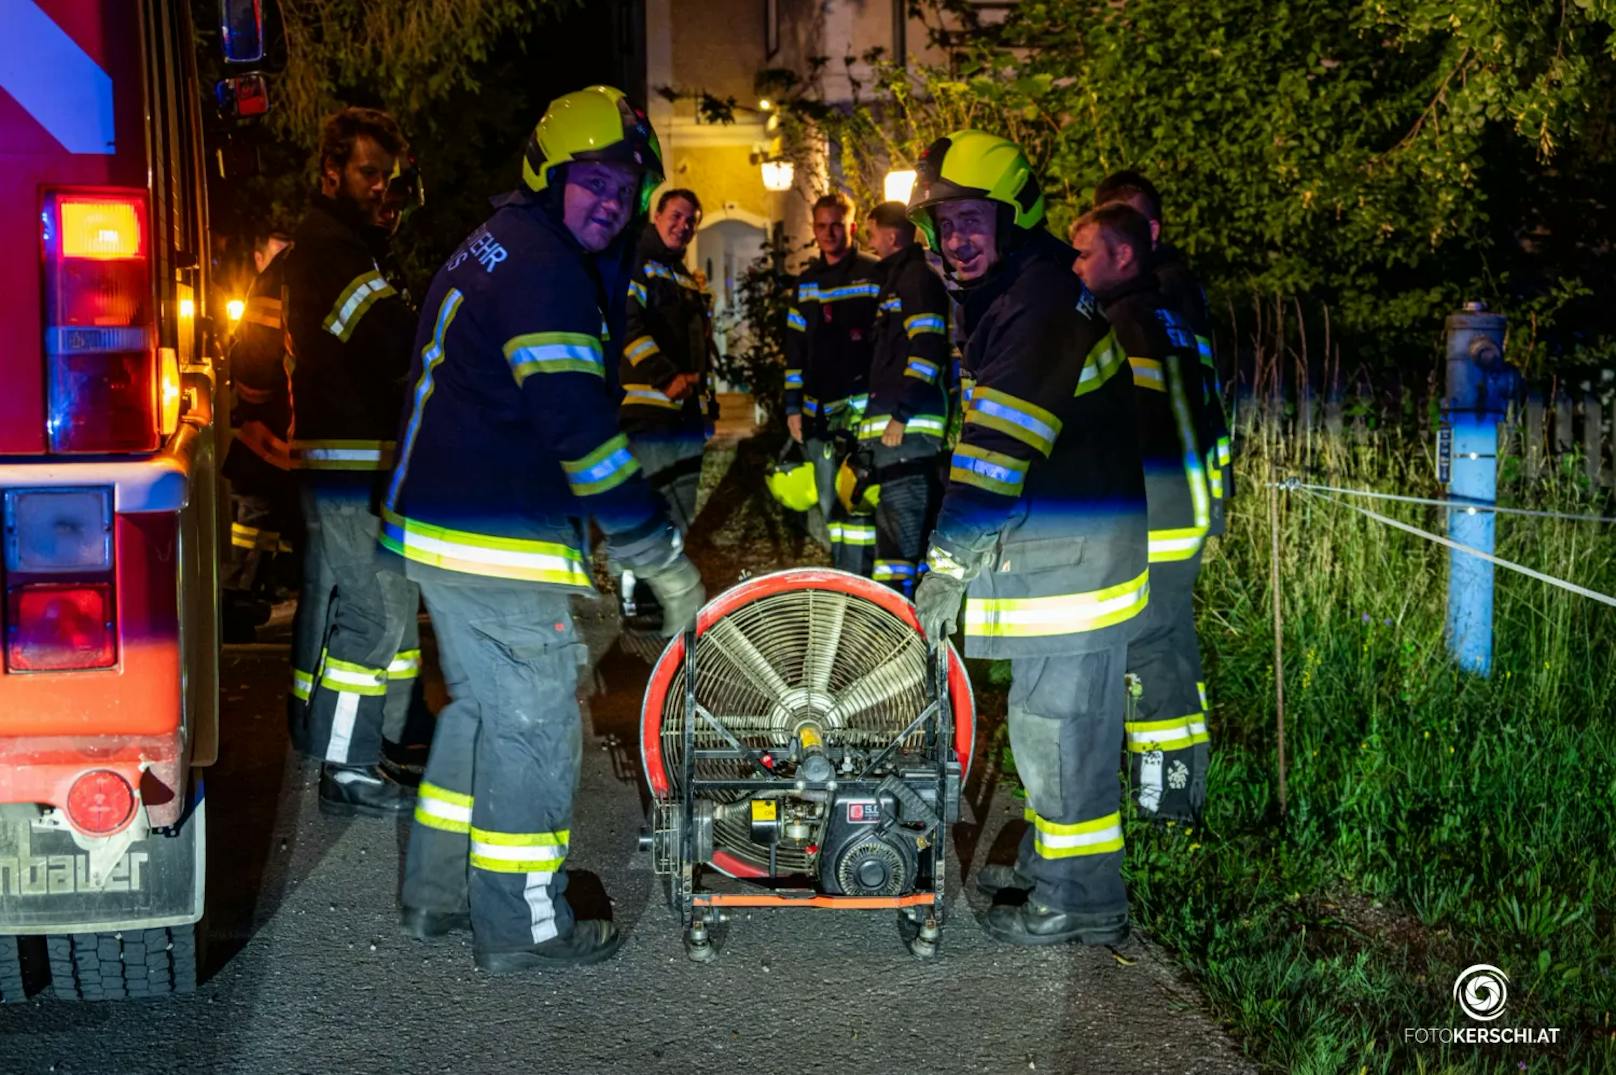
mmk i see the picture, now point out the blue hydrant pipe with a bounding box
[1444,303,1513,676]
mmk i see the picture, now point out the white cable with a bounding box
[1275,479,1616,525]
[1294,488,1616,609]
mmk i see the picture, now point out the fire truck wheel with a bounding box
[0,937,25,1003]
[46,925,199,1000]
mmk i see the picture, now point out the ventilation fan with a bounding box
[639,568,974,960]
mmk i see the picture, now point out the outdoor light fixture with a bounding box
[760,159,795,192]
[758,98,773,111]
[884,169,917,204]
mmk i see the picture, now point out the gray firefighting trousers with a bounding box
[870,433,941,598]
[1123,555,1208,822]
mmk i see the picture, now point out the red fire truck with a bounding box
[0,0,265,1000]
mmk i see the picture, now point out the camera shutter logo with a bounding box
[1453,964,1509,1022]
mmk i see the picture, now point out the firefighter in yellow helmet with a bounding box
[909,131,1149,946]
[385,87,703,972]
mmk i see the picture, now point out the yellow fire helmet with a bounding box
[767,443,818,513]
[835,457,880,516]
[520,85,664,214]
[907,129,1044,252]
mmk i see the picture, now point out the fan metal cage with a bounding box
[640,569,974,878]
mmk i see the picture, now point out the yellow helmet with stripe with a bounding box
[906,130,1044,251]
[521,86,664,214]
[767,443,818,512]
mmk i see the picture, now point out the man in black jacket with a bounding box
[860,201,950,597]
[783,192,883,573]
[1094,171,1231,537]
[620,188,712,533]
[1073,203,1215,823]
[284,107,422,817]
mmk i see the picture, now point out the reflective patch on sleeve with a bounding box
[504,332,604,382]
[787,308,807,332]
[904,313,947,338]
[562,432,641,496]
[624,335,662,366]
[323,270,397,342]
[966,387,1061,456]
[949,443,1028,497]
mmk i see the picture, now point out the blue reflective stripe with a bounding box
[570,448,635,488]
[880,295,902,313]
[386,289,464,509]
[784,371,804,388]
[787,309,807,331]
[803,398,821,416]
[905,313,946,337]
[625,336,661,363]
[906,358,940,382]
[818,283,881,302]
[643,261,674,281]
[797,283,819,302]
[970,394,1059,451]
[505,333,605,380]
[627,280,647,305]
[952,450,1026,487]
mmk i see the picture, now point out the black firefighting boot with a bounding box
[400,905,471,942]
[981,901,1129,947]
[473,920,623,974]
[974,863,1036,900]
[318,763,416,818]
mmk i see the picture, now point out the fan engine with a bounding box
[639,568,973,961]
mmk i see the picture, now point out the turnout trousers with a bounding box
[805,434,875,578]
[401,581,584,950]
[1009,645,1130,925]
[1123,555,1208,822]
[630,431,705,535]
[294,480,423,765]
[870,433,941,598]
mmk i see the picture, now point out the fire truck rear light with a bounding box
[6,583,116,671]
[57,198,144,259]
[41,190,158,454]
[66,770,135,835]
[4,488,113,572]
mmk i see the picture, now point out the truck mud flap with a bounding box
[0,791,205,935]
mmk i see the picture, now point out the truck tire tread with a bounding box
[46,926,198,1000]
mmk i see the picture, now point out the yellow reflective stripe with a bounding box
[320,657,388,696]
[468,826,569,873]
[1167,354,1212,534]
[290,439,396,471]
[388,289,465,507]
[828,522,876,546]
[1125,713,1209,752]
[290,668,314,702]
[1149,526,1206,562]
[1128,356,1166,391]
[1024,809,1124,857]
[323,271,396,342]
[627,280,648,305]
[622,383,683,410]
[872,560,916,580]
[966,387,1061,456]
[1217,437,1232,467]
[965,569,1150,638]
[415,781,473,833]
[387,649,423,678]
[230,522,280,551]
[242,294,282,329]
[380,507,592,588]
[949,442,1028,497]
[904,312,947,337]
[562,432,641,497]
[1198,680,1209,711]
[787,308,807,332]
[624,335,661,365]
[926,545,970,581]
[504,331,604,382]
[1074,331,1127,398]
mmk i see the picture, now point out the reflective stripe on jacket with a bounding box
[619,228,711,435]
[1101,281,1212,563]
[1155,244,1230,535]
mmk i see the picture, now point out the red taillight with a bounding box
[41,190,158,454]
[6,583,116,671]
[66,770,135,835]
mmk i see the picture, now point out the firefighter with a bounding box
[1093,171,1231,537]
[221,227,293,647]
[283,107,423,816]
[620,187,711,535]
[384,86,704,971]
[1072,203,1213,823]
[908,131,1149,946]
[861,201,949,598]
[783,192,883,574]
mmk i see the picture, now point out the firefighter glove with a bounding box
[914,572,966,641]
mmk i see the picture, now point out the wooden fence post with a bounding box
[1525,389,1545,482]
[1584,389,1605,487]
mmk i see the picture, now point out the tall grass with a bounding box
[1124,412,1616,1073]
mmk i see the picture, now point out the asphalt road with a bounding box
[0,445,1255,1075]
